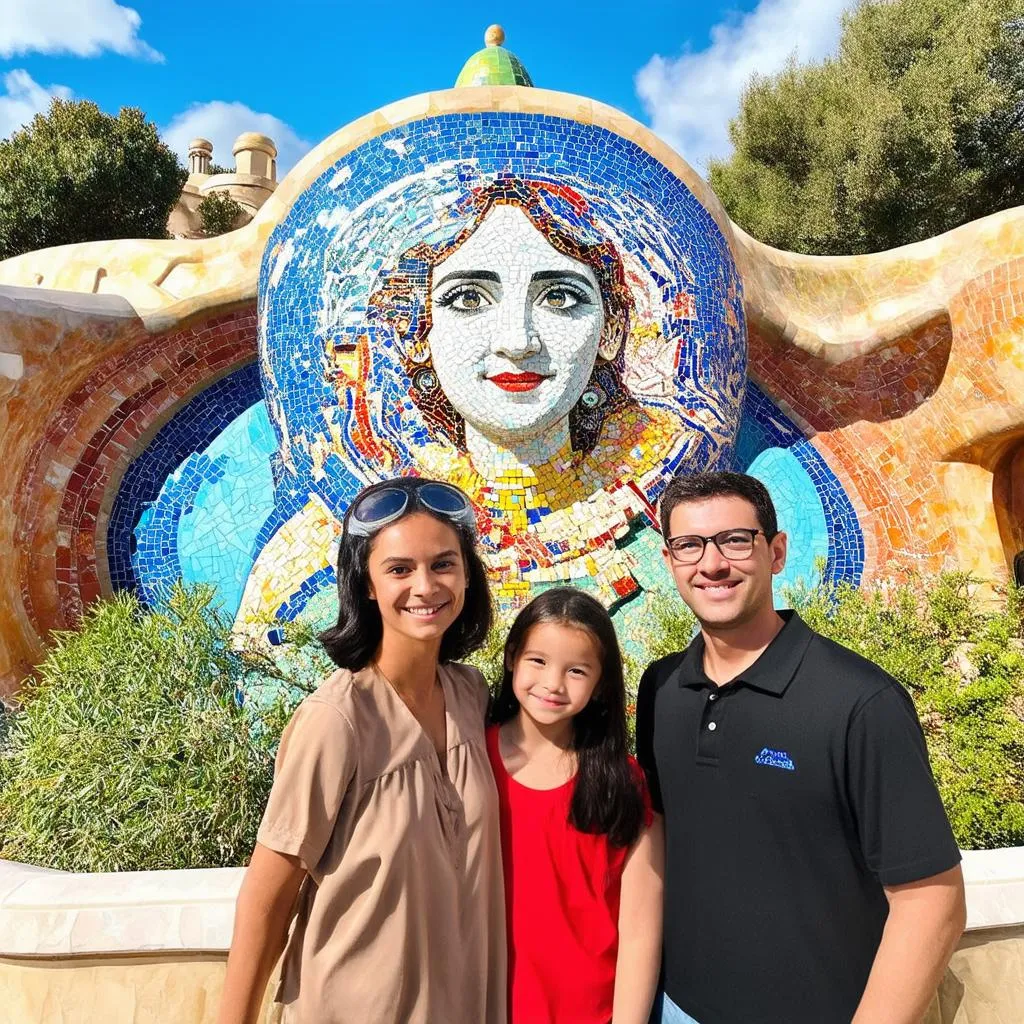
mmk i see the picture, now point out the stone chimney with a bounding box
[188,138,213,176]
[232,132,277,182]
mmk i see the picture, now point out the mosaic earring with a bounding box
[413,368,439,393]
[579,384,606,411]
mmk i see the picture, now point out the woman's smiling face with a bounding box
[427,204,605,442]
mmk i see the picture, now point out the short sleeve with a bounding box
[256,696,357,873]
[846,683,961,886]
[635,664,663,814]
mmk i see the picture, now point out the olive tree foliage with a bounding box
[0,100,186,261]
[709,0,1024,255]
[198,191,246,236]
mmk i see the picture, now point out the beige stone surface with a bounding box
[0,934,1020,1024]
[0,954,279,1024]
[0,860,244,957]
[734,209,1024,363]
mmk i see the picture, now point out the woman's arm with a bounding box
[217,843,307,1024]
[612,813,665,1024]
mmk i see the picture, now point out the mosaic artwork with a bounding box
[245,114,749,625]
[4,51,1024,695]
[111,111,863,637]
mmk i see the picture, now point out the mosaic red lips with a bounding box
[488,372,548,392]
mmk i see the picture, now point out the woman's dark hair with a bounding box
[490,587,644,848]
[319,479,493,669]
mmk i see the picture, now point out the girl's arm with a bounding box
[217,843,307,1024]
[612,813,665,1024]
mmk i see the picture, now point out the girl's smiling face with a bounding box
[366,512,468,647]
[510,620,603,728]
[427,204,605,443]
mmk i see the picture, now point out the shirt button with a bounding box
[708,722,717,731]
[708,693,718,701]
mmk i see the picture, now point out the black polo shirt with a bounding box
[636,610,960,1024]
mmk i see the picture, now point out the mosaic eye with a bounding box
[438,284,493,312]
[539,285,582,310]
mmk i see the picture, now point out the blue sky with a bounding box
[1,0,855,174]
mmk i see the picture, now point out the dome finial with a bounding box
[455,25,534,88]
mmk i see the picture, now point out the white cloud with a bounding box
[0,0,162,61]
[163,101,313,176]
[636,0,856,168]
[0,70,73,140]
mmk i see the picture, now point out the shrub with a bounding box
[0,585,308,872]
[198,191,245,236]
[789,573,1024,849]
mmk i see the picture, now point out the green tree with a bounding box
[0,99,186,261]
[710,0,1024,254]
[198,190,246,236]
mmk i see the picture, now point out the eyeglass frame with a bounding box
[664,527,768,564]
[344,480,477,539]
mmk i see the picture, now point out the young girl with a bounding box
[488,587,664,1024]
[218,477,506,1024]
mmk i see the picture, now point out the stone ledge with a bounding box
[962,848,1024,931]
[0,860,243,957]
[2,848,1022,957]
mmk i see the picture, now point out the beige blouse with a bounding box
[256,661,506,1024]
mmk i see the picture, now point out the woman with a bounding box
[237,168,745,631]
[217,477,505,1024]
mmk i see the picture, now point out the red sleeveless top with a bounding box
[486,725,652,1024]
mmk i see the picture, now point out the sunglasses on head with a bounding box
[345,480,477,538]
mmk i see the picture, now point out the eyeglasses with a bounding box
[665,528,764,564]
[345,480,477,538]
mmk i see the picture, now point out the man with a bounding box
[636,471,965,1024]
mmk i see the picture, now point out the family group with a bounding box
[216,471,966,1024]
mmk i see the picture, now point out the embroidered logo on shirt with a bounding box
[754,747,796,771]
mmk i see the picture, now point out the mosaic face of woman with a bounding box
[427,204,612,443]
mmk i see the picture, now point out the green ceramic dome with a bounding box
[455,26,534,87]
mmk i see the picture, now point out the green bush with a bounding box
[198,190,245,236]
[0,585,308,872]
[788,573,1024,849]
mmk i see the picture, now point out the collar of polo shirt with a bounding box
[676,609,815,695]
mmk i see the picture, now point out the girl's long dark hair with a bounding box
[319,482,492,670]
[490,587,644,848]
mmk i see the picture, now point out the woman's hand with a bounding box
[217,843,307,1024]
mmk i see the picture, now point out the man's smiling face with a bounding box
[662,494,787,631]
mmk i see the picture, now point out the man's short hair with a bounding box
[659,471,779,540]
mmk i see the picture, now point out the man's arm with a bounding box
[851,864,966,1024]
